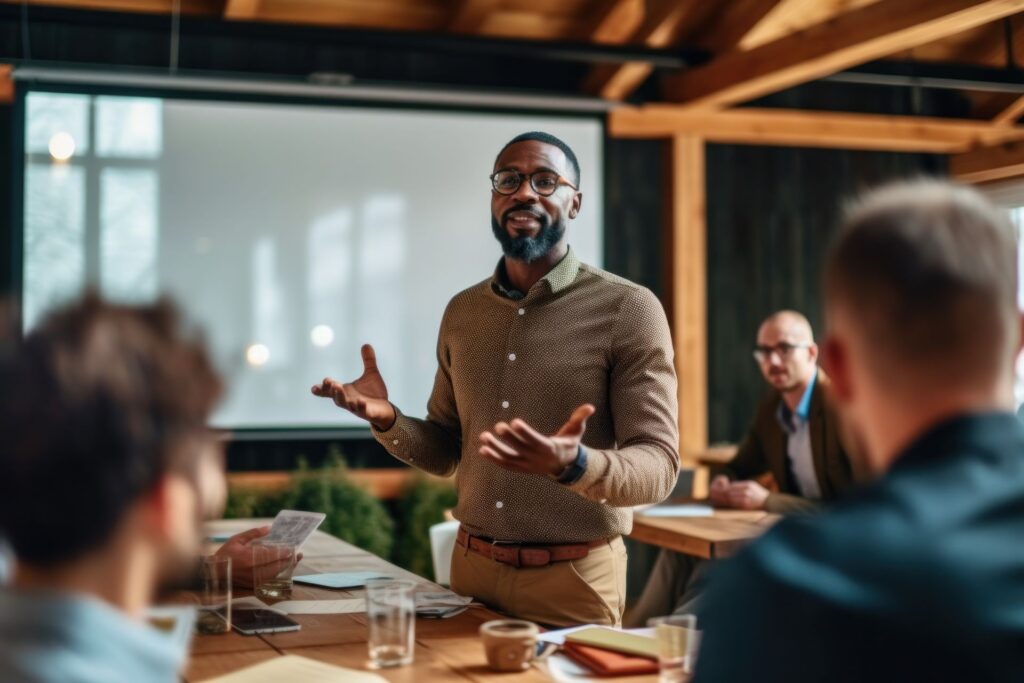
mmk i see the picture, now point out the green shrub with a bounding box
[223,485,287,520]
[222,450,394,561]
[282,453,394,560]
[394,475,458,580]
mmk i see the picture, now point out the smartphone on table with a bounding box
[231,608,301,635]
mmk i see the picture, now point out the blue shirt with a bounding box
[775,369,821,499]
[0,590,187,683]
[694,412,1024,683]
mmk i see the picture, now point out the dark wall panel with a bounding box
[705,144,946,442]
[603,138,666,301]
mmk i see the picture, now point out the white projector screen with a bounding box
[21,91,604,430]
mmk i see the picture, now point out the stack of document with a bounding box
[414,591,473,618]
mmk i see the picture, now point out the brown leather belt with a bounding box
[456,526,610,568]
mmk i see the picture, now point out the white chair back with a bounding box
[429,520,461,586]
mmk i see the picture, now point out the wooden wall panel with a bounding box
[704,143,944,441]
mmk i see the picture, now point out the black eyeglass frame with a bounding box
[751,342,811,363]
[489,169,579,197]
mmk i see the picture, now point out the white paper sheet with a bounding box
[203,655,386,682]
[232,596,364,615]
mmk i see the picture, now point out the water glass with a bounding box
[365,578,416,668]
[196,555,231,634]
[252,541,296,602]
[648,614,699,683]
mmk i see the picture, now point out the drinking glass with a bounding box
[648,614,699,682]
[365,578,416,668]
[252,541,296,602]
[196,555,231,634]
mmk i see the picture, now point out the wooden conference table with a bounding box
[628,507,781,559]
[190,519,662,683]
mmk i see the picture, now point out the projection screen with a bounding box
[20,91,604,430]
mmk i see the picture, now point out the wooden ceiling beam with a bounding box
[0,64,12,105]
[951,140,1024,183]
[582,0,713,101]
[994,93,1024,125]
[224,0,259,20]
[448,0,502,34]
[661,0,1024,109]
[609,105,1024,153]
[693,0,785,53]
[576,0,645,44]
[1,0,217,13]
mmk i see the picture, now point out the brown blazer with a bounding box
[720,371,856,514]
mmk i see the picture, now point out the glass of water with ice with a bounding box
[365,578,416,668]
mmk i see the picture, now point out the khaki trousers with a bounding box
[450,536,627,628]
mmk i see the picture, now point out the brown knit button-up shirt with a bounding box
[373,248,679,543]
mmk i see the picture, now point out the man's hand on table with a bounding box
[479,404,595,478]
[214,527,303,588]
[311,344,397,431]
[708,475,770,510]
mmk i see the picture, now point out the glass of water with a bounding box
[252,541,296,602]
[196,555,231,634]
[365,578,416,668]
[648,614,699,682]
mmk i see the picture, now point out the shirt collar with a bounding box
[490,247,581,300]
[777,368,817,431]
[0,589,188,680]
[795,367,818,421]
[892,410,1023,473]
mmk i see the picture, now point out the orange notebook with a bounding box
[562,642,660,676]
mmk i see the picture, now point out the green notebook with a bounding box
[564,627,660,660]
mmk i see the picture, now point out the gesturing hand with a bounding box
[479,404,596,478]
[311,344,397,431]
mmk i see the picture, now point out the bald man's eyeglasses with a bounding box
[490,170,578,197]
[752,342,810,363]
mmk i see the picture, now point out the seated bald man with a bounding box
[628,311,856,626]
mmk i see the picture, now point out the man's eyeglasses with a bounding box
[752,342,810,363]
[490,170,578,197]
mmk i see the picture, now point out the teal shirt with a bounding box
[694,412,1024,683]
[0,590,187,683]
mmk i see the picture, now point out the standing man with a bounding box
[693,180,1024,682]
[313,132,679,626]
[628,310,855,625]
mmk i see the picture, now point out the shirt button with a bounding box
[495,501,504,509]
[508,353,516,361]
[392,439,399,445]
[518,308,525,315]
[501,400,510,409]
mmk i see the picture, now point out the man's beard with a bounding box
[491,208,566,264]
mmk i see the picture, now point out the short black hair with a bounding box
[0,293,222,567]
[495,131,581,187]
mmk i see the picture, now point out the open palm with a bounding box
[312,344,396,430]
